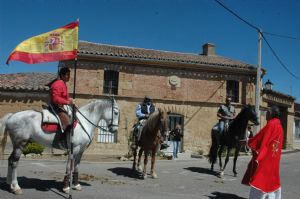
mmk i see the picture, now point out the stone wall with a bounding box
[60,60,257,155]
[0,61,265,156]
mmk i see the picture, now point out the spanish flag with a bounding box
[6,21,78,64]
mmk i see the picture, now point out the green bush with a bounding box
[22,140,44,156]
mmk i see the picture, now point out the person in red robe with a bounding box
[50,67,74,134]
[241,106,283,199]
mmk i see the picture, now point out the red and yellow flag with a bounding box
[6,21,79,64]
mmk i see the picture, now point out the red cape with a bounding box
[242,118,283,193]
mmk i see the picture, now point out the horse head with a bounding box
[104,99,120,133]
[244,104,259,126]
[157,108,169,134]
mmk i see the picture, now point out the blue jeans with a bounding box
[172,141,180,158]
[218,121,225,135]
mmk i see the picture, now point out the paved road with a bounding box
[0,151,299,199]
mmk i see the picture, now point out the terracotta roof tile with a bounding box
[0,73,56,91]
[78,41,256,71]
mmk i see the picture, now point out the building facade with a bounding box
[0,41,296,156]
[61,41,258,156]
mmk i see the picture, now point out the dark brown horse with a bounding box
[131,108,168,179]
[208,105,259,177]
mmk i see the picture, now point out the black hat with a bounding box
[144,96,151,103]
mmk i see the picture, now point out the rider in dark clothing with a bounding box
[136,96,155,120]
[135,96,169,150]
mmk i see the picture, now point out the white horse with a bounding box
[0,98,119,195]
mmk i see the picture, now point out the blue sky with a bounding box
[1,0,300,101]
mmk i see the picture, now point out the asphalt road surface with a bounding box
[0,151,299,199]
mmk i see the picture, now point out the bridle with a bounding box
[108,96,119,129]
[73,97,119,147]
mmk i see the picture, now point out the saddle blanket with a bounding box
[42,121,78,133]
[41,108,77,133]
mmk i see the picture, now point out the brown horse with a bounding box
[131,108,168,179]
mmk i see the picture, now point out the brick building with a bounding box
[0,41,296,156]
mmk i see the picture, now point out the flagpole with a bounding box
[69,18,79,199]
[68,57,77,199]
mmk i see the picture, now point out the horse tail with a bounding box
[0,113,13,158]
[208,129,219,164]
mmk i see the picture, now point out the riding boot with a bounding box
[72,172,79,185]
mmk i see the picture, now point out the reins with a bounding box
[75,107,112,132]
[73,98,118,148]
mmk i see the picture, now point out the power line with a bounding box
[264,32,300,41]
[261,33,300,79]
[214,0,300,80]
[214,0,259,31]
[214,0,300,41]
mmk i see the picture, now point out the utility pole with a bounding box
[255,29,262,133]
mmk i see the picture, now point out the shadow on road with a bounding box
[0,176,90,197]
[206,191,246,199]
[108,167,142,179]
[184,167,219,177]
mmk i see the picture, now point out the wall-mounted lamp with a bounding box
[264,79,273,90]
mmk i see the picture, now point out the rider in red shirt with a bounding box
[50,67,74,134]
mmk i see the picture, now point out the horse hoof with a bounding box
[218,171,224,178]
[73,184,82,191]
[151,172,158,179]
[63,186,70,194]
[12,188,23,195]
[143,174,147,179]
[137,166,143,173]
[234,173,238,177]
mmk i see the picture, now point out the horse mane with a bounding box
[232,106,247,124]
[143,110,161,133]
[229,105,251,137]
[79,99,113,113]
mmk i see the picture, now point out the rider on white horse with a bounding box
[50,67,76,192]
[50,67,75,138]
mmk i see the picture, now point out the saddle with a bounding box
[41,104,74,133]
[130,119,147,148]
[213,121,230,136]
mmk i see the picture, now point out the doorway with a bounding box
[168,113,184,153]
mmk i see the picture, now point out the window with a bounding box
[103,70,119,95]
[226,80,239,103]
[295,119,300,140]
[97,119,117,143]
